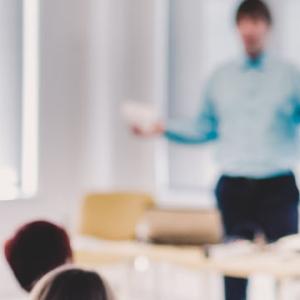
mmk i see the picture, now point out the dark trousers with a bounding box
[215,172,299,300]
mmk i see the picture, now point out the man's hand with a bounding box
[131,121,165,137]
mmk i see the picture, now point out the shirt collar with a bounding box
[242,52,267,71]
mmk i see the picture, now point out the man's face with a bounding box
[237,16,270,57]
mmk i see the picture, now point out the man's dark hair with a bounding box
[236,0,272,25]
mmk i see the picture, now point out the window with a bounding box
[161,0,300,205]
[0,0,39,200]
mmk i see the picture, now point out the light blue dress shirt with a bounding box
[165,54,300,178]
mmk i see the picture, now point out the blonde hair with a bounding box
[29,265,115,300]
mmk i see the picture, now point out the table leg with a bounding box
[200,271,216,300]
[275,279,285,300]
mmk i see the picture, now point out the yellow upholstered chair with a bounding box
[79,192,155,240]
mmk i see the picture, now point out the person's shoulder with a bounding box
[215,59,239,73]
[268,55,300,75]
[209,59,239,81]
[286,61,300,77]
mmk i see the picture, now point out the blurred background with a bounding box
[1,0,300,299]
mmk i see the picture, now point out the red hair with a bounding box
[4,220,73,292]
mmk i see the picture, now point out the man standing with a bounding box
[133,1,300,299]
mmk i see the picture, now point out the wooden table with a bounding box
[74,239,205,269]
[74,238,300,300]
[207,248,300,300]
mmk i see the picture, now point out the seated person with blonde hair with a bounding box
[30,266,115,300]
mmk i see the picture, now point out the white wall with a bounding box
[0,0,89,240]
[109,0,158,191]
[83,0,161,193]
[0,0,159,245]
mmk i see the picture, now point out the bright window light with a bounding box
[0,0,39,200]
[21,0,39,198]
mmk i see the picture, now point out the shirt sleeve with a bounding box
[164,77,219,144]
[291,66,300,124]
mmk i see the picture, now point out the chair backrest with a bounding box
[79,193,155,240]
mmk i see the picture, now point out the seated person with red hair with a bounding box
[4,220,73,292]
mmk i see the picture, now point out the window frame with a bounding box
[0,0,40,201]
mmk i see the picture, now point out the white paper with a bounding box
[273,234,300,253]
[208,240,258,259]
[121,100,160,130]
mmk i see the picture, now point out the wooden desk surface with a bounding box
[74,238,300,279]
[207,250,300,279]
[74,239,205,269]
